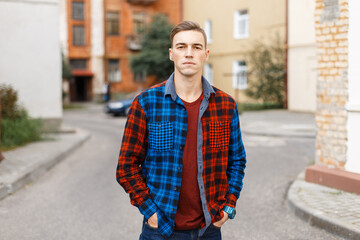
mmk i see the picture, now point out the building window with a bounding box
[72,1,84,20]
[70,59,87,69]
[204,63,213,84]
[133,12,146,35]
[106,12,120,35]
[108,59,121,82]
[232,61,247,89]
[234,10,249,39]
[73,25,85,46]
[204,20,212,44]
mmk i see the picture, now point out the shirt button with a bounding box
[177,167,181,170]
[158,125,161,128]
[174,187,178,191]
[180,145,184,150]
[182,108,185,111]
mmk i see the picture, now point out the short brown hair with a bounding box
[170,21,207,47]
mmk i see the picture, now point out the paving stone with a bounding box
[287,173,360,240]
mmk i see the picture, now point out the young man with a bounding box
[116,21,246,240]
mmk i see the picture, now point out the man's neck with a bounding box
[174,71,203,103]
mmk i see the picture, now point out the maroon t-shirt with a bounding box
[175,94,205,230]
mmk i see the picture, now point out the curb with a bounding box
[0,128,91,201]
[286,175,360,240]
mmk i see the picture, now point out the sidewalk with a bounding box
[287,172,360,240]
[240,109,316,138]
[240,110,360,240]
[0,125,90,201]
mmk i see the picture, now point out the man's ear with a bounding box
[169,48,173,61]
[204,48,210,61]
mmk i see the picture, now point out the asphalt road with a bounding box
[0,105,342,240]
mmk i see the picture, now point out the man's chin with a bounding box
[179,70,198,77]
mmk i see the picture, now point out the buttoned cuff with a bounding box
[138,198,158,220]
[225,193,238,208]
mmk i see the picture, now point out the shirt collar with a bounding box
[164,73,215,101]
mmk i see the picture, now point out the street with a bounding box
[0,105,341,240]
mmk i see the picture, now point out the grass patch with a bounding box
[1,114,43,151]
[63,104,85,110]
[237,102,283,113]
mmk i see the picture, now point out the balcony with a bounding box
[127,0,157,5]
[126,34,142,51]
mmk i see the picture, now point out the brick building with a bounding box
[60,0,182,102]
[306,0,360,194]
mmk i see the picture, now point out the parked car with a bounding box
[105,91,141,116]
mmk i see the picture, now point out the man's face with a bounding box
[169,30,209,78]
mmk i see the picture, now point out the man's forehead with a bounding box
[173,30,205,45]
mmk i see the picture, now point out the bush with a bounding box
[1,84,23,119]
[1,112,43,150]
[0,84,43,150]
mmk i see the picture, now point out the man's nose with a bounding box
[185,47,193,57]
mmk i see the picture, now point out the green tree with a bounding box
[62,52,73,79]
[130,14,174,82]
[245,35,286,106]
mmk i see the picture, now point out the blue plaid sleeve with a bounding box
[226,103,247,207]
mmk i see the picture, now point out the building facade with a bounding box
[183,0,286,103]
[288,0,317,112]
[61,0,182,102]
[0,0,62,129]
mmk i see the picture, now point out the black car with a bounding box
[105,91,140,116]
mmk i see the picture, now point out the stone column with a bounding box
[314,0,348,169]
[306,0,360,194]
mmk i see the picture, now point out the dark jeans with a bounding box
[139,221,222,240]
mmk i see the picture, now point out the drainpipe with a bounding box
[180,0,183,21]
[284,0,289,109]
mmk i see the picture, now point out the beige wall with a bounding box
[288,0,317,112]
[183,0,286,102]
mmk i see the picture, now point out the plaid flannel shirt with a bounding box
[116,74,246,237]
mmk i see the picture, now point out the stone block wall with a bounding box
[315,0,349,168]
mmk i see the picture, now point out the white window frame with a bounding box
[232,61,247,89]
[234,10,249,39]
[108,59,121,83]
[204,63,213,84]
[204,20,212,44]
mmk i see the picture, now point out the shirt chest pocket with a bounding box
[148,122,174,151]
[209,121,230,149]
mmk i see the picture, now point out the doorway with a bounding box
[70,77,92,102]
